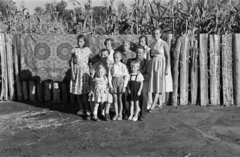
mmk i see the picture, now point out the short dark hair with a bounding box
[104,38,114,47]
[139,35,148,46]
[152,27,163,34]
[136,45,145,51]
[77,34,87,47]
[100,48,110,55]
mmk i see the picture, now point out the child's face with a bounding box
[136,48,145,60]
[139,38,146,47]
[131,65,139,73]
[98,68,105,77]
[100,50,109,62]
[78,38,85,48]
[114,53,122,63]
[105,41,112,50]
[123,43,130,51]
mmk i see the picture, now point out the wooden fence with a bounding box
[0,33,239,106]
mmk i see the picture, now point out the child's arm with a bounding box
[71,53,76,81]
[123,65,129,93]
[108,66,113,90]
[138,81,143,96]
[127,76,131,94]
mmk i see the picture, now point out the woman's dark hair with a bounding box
[77,34,87,47]
[104,38,114,48]
[136,45,145,51]
[101,48,110,55]
[139,35,148,46]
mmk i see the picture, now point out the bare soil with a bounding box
[0,101,240,157]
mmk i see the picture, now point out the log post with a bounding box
[44,81,52,102]
[179,34,189,105]
[222,34,233,106]
[29,81,36,101]
[6,35,15,100]
[13,34,22,101]
[209,35,220,105]
[233,34,240,106]
[199,34,209,106]
[171,36,182,106]
[0,33,8,101]
[190,39,198,105]
[53,82,61,101]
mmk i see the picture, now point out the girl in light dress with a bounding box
[104,38,115,63]
[70,35,92,120]
[89,66,111,121]
[127,61,144,121]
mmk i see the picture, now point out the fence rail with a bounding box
[0,33,238,106]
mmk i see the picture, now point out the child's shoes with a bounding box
[132,116,138,121]
[117,115,122,121]
[112,115,118,121]
[104,114,110,121]
[128,116,133,121]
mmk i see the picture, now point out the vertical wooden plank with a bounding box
[190,39,198,105]
[53,82,61,101]
[222,34,233,106]
[61,82,68,102]
[6,35,15,100]
[0,33,8,101]
[199,34,209,106]
[209,35,220,105]
[29,81,36,101]
[171,36,182,106]
[22,81,29,100]
[13,34,22,101]
[37,81,43,102]
[179,35,189,105]
[233,34,240,106]
[44,81,52,102]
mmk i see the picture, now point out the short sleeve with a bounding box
[137,73,144,82]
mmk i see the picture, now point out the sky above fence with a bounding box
[14,0,135,15]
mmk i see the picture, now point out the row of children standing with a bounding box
[70,28,172,122]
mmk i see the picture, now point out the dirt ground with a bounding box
[0,101,240,157]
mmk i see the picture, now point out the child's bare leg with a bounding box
[151,93,159,110]
[128,101,134,120]
[113,94,118,120]
[92,102,99,121]
[104,102,111,121]
[117,93,123,120]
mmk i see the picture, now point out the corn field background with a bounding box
[1,0,240,37]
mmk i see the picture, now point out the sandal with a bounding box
[128,116,133,121]
[117,115,122,121]
[92,117,100,121]
[77,110,84,116]
[112,115,118,121]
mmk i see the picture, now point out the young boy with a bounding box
[109,51,129,121]
[121,41,136,65]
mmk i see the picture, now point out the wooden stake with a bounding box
[180,34,189,105]
[190,39,198,105]
[13,34,22,101]
[199,34,209,106]
[209,35,220,105]
[171,36,182,106]
[222,34,233,106]
[233,34,240,106]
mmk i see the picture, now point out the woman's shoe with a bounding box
[112,115,118,121]
[92,117,100,121]
[117,115,122,121]
[77,110,84,116]
[128,116,133,121]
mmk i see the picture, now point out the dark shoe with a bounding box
[85,115,91,120]
[138,116,144,121]
[123,115,128,120]
[105,114,110,121]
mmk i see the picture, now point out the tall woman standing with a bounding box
[148,28,170,111]
[70,35,92,119]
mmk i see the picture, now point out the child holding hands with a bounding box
[109,51,129,121]
[127,61,144,121]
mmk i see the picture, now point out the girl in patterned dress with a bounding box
[89,66,110,121]
[70,35,92,119]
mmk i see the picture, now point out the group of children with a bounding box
[70,33,162,122]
